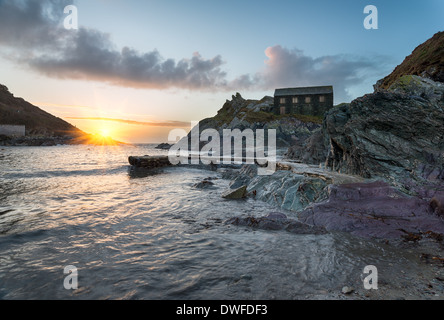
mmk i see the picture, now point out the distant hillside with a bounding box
[0,84,126,146]
[377,31,444,89]
[0,84,84,137]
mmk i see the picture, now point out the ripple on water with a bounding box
[0,145,439,300]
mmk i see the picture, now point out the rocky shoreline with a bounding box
[0,135,75,146]
[128,32,444,299]
[207,162,444,300]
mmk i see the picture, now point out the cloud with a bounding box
[0,0,390,100]
[257,45,389,102]
[0,0,230,90]
[66,117,190,128]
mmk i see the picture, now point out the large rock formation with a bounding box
[285,32,444,176]
[181,93,322,149]
[324,75,444,189]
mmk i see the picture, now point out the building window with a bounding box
[280,98,286,104]
[305,97,311,103]
[292,97,299,104]
[319,96,325,103]
[280,107,286,115]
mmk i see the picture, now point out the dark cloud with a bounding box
[0,0,389,99]
[0,0,230,90]
[29,28,230,90]
[258,45,388,102]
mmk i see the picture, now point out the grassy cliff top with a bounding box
[378,31,444,89]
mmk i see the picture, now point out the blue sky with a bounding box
[0,0,443,142]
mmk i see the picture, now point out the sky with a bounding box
[0,0,443,143]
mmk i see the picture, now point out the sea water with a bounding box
[0,145,438,299]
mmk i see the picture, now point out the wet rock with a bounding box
[298,181,444,239]
[246,170,328,212]
[193,180,215,189]
[229,165,258,189]
[342,286,354,294]
[128,156,171,168]
[227,212,328,235]
[222,185,247,199]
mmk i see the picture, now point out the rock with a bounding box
[128,156,171,168]
[297,181,444,239]
[342,286,354,294]
[193,180,215,189]
[222,185,247,199]
[155,143,173,150]
[229,165,258,189]
[324,77,444,187]
[246,170,328,212]
[324,33,444,190]
[226,212,328,235]
[285,129,329,165]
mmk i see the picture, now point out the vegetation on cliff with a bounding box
[377,31,444,89]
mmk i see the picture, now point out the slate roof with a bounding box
[274,86,333,96]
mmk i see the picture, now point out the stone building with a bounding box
[273,86,334,117]
[0,125,26,137]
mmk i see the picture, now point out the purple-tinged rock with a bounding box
[298,181,444,239]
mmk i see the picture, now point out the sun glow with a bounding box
[69,123,126,146]
[98,127,112,138]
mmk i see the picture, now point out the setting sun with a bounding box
[98,128,112,138]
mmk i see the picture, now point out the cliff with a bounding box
[376,31,444,89]
[0,84,124,146]
[325,75,444,188]
[0,84,83,138]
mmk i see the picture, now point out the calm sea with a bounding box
[0,144,434,299]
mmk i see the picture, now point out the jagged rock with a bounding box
[178,92,322,150]
[226,212,327,235]
[229,164,258,189]
[285,129,329,165]
[324,76,444,187]
[246,170,328,212]
[222,185,247,199]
